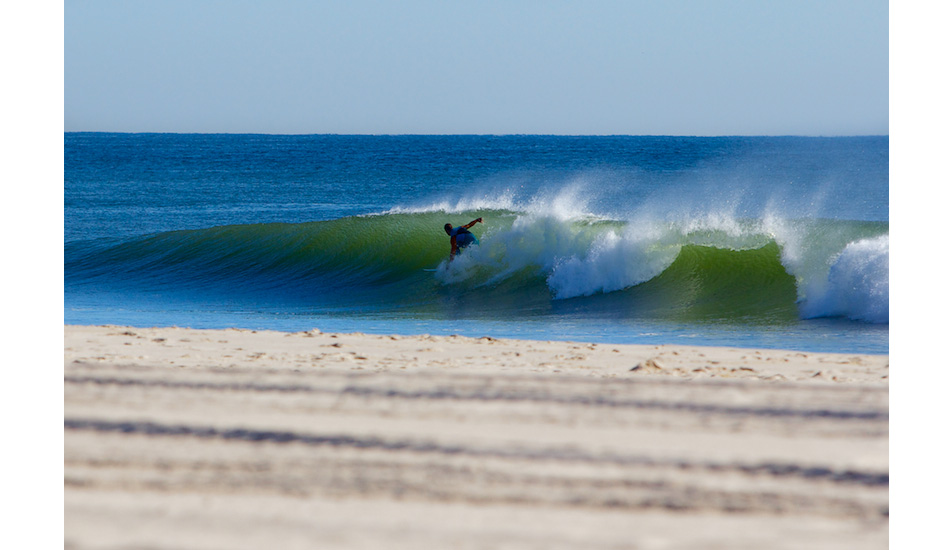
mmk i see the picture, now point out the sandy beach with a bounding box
[64,324,888,549]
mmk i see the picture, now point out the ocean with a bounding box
[64,133,888,354]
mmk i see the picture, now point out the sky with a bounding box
[64,0,888,135]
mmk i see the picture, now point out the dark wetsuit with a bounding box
[450,226,479,249]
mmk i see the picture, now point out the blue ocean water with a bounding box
[64,133,888,354]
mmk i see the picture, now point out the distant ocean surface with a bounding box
[65,134,888,354]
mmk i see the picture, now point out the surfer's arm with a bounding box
[461,217,483,229]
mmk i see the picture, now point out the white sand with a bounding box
[65,324,888,549]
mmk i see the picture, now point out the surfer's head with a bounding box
[444,223,453,235]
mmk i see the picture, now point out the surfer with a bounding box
[444,217,483,260]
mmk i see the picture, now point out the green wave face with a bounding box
[630,242,799,321]
[65,210,888,323]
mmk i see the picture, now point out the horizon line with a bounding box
[64,131,890,139]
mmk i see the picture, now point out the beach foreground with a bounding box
[65,325,888,549]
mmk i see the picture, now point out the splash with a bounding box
[799,235,889,323]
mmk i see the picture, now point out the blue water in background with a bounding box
[65,133,888,354]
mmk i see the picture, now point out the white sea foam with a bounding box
[546,221,681,298]
[800,234,889,323]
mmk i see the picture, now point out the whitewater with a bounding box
[65,134,888,353]
[411,185,886,318]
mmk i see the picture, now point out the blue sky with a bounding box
[65,0,888,135]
